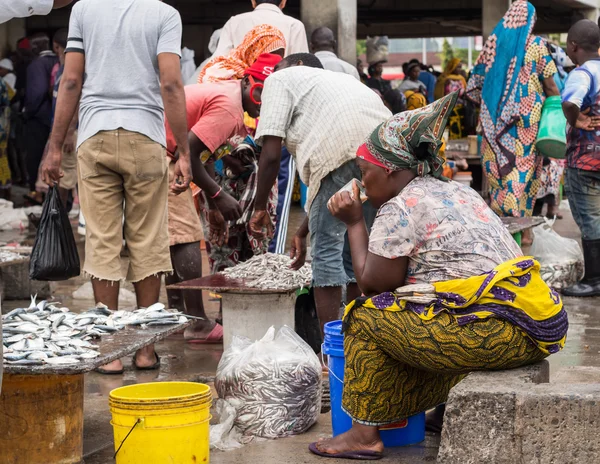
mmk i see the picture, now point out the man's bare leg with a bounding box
[346,283,362,304]
[314,286,343,336]
[133,275,162,368]
[166,242,215,340]
[93,278,122,373]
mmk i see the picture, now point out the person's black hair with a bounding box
[409,58,420,65]
[407,62,420,73]
[569,19,600,53]
[30,32,51,53]
[256,0,281,5]
[53,28,68,49]
[283,53,324,69]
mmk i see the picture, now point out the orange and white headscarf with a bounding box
[198,24,286,83]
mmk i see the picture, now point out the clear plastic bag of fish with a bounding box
[215,326,322,440]
[531,222,584,290]
[29,186,80,281]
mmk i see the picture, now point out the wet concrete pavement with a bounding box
[2,201,600,463]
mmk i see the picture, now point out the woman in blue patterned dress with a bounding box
[466,0,559,244]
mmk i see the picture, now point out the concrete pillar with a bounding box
[580,7,599,22]
[0,19,24,56]
[482,0,512,39]
[301,0,357,65]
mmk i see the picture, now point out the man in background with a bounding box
[24,33,58,201]
[310,26,360,80]
[215,0,308,58]
[42,0,192,374]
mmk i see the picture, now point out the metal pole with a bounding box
[422,38,427,65]
[468,36,473,69]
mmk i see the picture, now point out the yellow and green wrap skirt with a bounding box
[341,257,567,426]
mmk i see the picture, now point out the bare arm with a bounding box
[248,136,282,239]
[188,132,242,221]
[254,136,282,211]
[563,101,580,128]
[542,76,560,98]
[328,182,408,295]
[54,0,74,8]
[42,52,84,185]
[158,52,191,194]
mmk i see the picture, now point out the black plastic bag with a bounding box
[29,186,80,281]
[295,288,323,354]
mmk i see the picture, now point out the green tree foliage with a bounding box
[356,39,366,58]
[440,38,454,69]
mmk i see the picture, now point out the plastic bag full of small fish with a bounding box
[2,295,188,367]
[221,253,312,290]
[215,326,322,440]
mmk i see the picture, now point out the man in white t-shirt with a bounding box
[0,0,73,24]
[42,0,192,374]
[215,0,308,58]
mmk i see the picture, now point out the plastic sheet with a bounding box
[531,221,584,290]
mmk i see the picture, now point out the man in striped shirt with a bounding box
[250,53,391,336]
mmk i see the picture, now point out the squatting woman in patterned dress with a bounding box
[309,93,567,460]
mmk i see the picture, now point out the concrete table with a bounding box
[0,321,189,464]
[168,274,303,349]
[500,216,545,246]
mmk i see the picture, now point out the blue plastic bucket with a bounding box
[322,321,426,447]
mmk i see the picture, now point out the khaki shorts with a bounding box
[60,136,78,190]
[77,129,172,282]
[167,161,203,246]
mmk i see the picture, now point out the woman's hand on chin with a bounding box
[327,180,364,227]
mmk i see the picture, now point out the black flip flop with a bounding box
[95,366,124,375]
[132,352,161,371]
[308,442,383,460]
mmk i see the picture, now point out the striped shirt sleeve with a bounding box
[254,75,295,145]
[66,4,84,54]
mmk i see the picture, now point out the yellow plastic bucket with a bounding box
[109,382,212,464]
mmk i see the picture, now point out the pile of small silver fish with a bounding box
[221,253,312,290]
[0,250,26,263]
[3,296,188,366]
[216,327,322,439]
[540,260,585,291]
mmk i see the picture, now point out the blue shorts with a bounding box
[309,161,377,287]
[565,168,600,241]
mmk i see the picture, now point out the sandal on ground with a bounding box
[94,366,124,375]
[187,323,224,344]
[132,352,161,370]
[308,443,382,460]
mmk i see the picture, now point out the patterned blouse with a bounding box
[368,177,523,284]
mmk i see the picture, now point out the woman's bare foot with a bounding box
[314,424,384,456]
[183,320,216,341]
[96,359,124,374]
